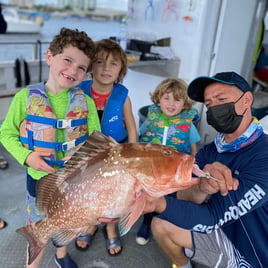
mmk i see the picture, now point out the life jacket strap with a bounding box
[26,114,88,128]
[19,133,88,151]
[43,159,65,168]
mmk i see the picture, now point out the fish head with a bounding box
[122,143,196,197]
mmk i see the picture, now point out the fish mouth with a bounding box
[174,162,188,182]
[141,180,195,197]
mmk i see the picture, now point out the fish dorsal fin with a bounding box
[36,131,118,214]
[36,171,67,215]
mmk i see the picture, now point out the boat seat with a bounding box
[252,90,268,119]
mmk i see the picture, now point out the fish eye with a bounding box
[163,149,173,156]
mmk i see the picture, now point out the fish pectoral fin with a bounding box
[52,229,83,247]
[118,192,146,236]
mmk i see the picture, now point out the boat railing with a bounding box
[0,39,180,94]
[0,40,50,61]
[0,40,50,94]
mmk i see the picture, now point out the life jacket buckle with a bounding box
[61,139,76,151]
[57,119,73,128]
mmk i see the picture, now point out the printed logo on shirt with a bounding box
[193,184,265,233]
[234,170,239,176]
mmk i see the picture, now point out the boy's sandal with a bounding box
[0,156,8,170]
[102,224,123,256]
[54,253,78,268]
[75,228,98,251]
[0,219,7,230]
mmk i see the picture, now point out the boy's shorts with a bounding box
[26,191,63,248]
[184,228,252,268]
[26,191,43,224]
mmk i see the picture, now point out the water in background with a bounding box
[0,16,125,62]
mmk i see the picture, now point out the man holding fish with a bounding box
[145,72,268,268]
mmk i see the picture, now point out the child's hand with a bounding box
[25,152,56,173]
[143,195,167,215]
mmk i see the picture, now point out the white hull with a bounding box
[3,8,43,34]
[6,19,42,34]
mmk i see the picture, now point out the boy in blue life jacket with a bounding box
[0,27,100,268]
[75,38,138,256]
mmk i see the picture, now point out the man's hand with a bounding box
[25,152,56,173]
[200,162,239,196]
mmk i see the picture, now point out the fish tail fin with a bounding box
[16,225,46,265]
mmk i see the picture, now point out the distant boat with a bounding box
[2,7,43,34]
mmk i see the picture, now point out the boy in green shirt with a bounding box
[0,27,100,268]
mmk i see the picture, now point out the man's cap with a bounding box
[187,72,252,102]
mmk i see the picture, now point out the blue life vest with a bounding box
[78,80,128,142]
[19,83,89,167]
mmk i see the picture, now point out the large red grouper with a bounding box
[16,130,199,264]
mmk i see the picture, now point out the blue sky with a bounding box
[1,0,128,10]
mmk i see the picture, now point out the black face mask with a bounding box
[206,94,246,133]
